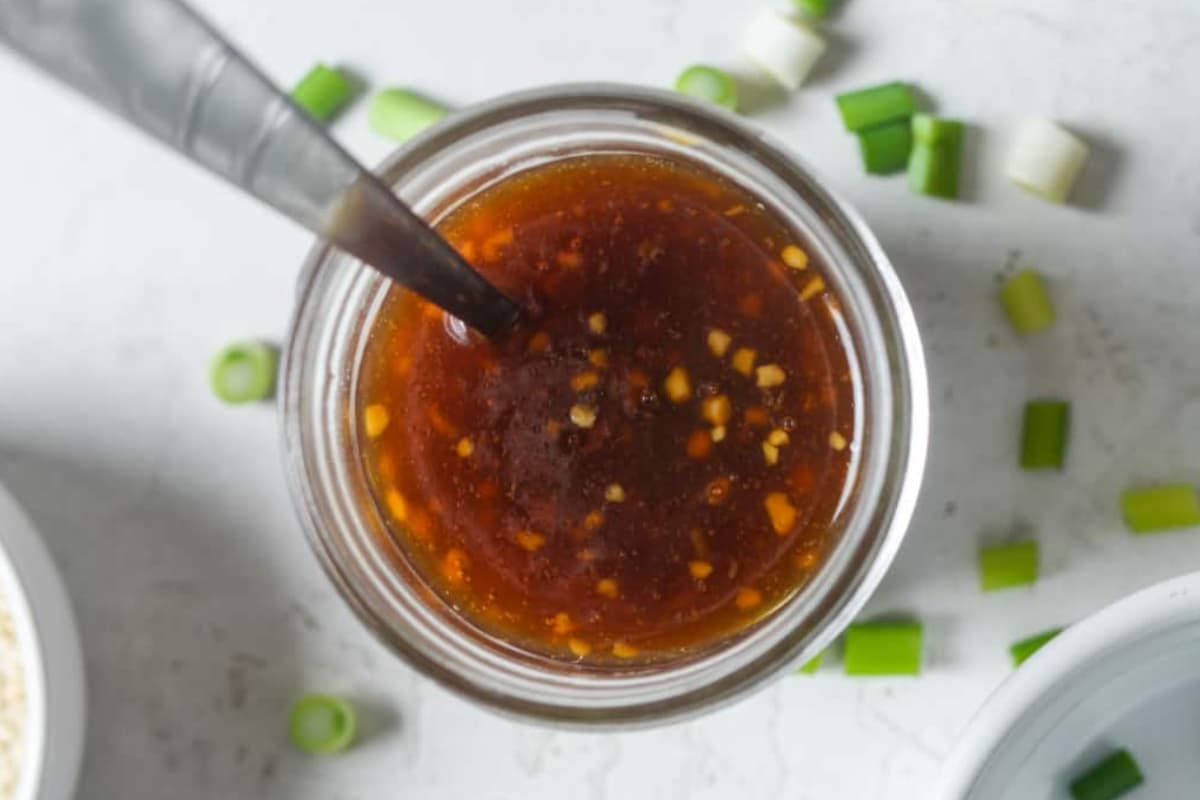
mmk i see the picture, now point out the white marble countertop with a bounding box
[2,0,1199,797]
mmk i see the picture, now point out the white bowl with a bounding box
[0,482,85,800]
[940,570,1200,799]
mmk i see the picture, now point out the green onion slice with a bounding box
[290,64,353,121]
[1069,749,1144,800]
[369,89,449,142]
[209,341,278,404]
[792,0,832,18]
[979,539,1039,591]
[742,9,827,91]
[1009,628,1061,667]
[289,694,358,754]
[674,65,738,110]
[857,119,912,175]
[844,621,922,676]
[906,115,964,198]
[835,82,916,131]
[912,113,963,147]
[1121,484,1200,534]
[1021,399,1070,470]
[999,269,1055,334]
[797,652,824,674]
[1007,117,1090,204]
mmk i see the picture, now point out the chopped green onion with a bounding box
[999,269,1055,334]
[1007,117,1090,204]
[835,82,916,131]
[1121,484,1200,534]
[209,341,278,404]
[911,113,964,147]
[289,694,357,754]
[1021,400,1070,470]
[369,89,449,142]
[907,116,964,200]
[1069,749,1144,800]
[797,652,824,674]
[674,65,738,111]
[290,64,353,121]
[792,0,832,19]
[844,621,922,676]
[857,120,912,175]
[1009,628,1062,666]
[979,540,1038,591]
[742,9,827,91]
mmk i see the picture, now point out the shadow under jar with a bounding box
[282,84,928,728]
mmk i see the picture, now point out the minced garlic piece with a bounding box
[611,641,639,658]
[384,490,408,522]
[767,429,790,447]
[781,244,809,270]
[701,394,732,426]
[829,431,848,451]
[552,612,574,635]
[762,441,780,466]
[800,276,826,302]
[588,312,607,334]
[570,404,597,428]
[664,367,692,403]
[455,436,474,457]
[689,560,714,579]
[364,404,390,439]
[756,364,786,388]
[596,578,619,598]
[515,530,546,552]
[707,329,732,357]
[731,348,757,377]
[764,492,797,535]
[605,484,627,503]
[571,371,600,392]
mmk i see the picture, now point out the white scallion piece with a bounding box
[1005,117,1090,204]
[741,8,826,91]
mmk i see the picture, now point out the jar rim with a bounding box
[281,83,929,728]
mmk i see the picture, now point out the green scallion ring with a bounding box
[290,64,353,121]
[674,65,738,110]
[368,88,449,142]
[999,269,1055,334]
[289,694,358,755]
[1069,749,1144,800]
[1121,484,1200,533]
[844,621,923,676]
[209,341,278,404]
[1009,628,1062,667]
[979,539,1039,592]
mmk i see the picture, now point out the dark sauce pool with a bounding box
[357,152,857,664]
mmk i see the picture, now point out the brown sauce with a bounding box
[357,152,856,664]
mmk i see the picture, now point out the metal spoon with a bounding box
[0,0,522,337]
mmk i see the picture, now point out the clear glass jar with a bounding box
[281,84,928,727]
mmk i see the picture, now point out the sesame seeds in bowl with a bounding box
[0,594,27,797]
[0,482,85,800]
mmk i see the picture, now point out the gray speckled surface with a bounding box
[1,0,1198,797]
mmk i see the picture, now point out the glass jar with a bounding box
[281,84,928,727]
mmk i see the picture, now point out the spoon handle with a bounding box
[0,0,521,335]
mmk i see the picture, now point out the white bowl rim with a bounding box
[0,482,86,800]
[939,570,1200,799]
